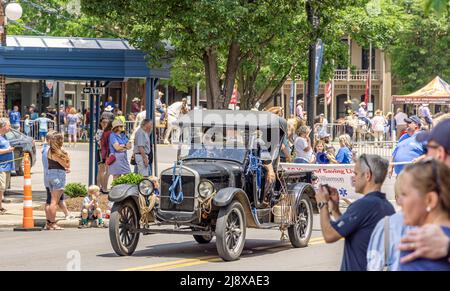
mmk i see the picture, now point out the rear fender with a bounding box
[288,183,317,214]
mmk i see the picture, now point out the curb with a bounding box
[0,219,109,230]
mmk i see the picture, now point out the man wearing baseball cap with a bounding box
[417,118,450,168]
[390,115,426,175]
[398,115,422,143]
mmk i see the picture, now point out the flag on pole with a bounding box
[325,81,332,105]
[364,70,371,105]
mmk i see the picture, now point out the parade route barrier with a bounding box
[14,153,42,232]
[280,162,411,201]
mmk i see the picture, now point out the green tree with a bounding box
[389,1,449,94]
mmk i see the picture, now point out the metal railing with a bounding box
[19,120,56,140]
[334,69,380,81]
[351,141,396,160]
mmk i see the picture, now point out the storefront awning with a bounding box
[392,76,450,104]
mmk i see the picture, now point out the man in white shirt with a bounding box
[419,104,433,127]
[394,108,408,140]
[358,102,371,127]
[294,126,313,163]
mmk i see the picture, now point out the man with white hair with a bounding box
[316,154,395,271]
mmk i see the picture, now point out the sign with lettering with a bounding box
[82,87,105,95]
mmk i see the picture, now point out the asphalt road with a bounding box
[0,214,343,271]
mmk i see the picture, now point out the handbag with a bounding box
[106,154,116,166]
[130,154,137,166]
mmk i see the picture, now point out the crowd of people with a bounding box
[315,116,450,271]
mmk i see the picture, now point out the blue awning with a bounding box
[0,36,171,80]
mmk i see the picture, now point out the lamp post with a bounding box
[0,1,22,117]
[306,0,319,141]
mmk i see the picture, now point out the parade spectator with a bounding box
[294,126,313,164]
[397,160,450,270]
[34,113,55,142]
[43,132,72,225]
[155,92,166,121]
[115,109,126,124]
[108,120,132,180]
[315,154,395,271]
[358,102,371,127]
[95,118,109,193]
[131,98,141,116]
[104,96,116,111]
[46,106,57,122]
[319,132,331,148]
[163,98,189,144]
[80,185,105,228]
[0,119,14,215]
[371,110,386,147]
[101,105,115,123]
[58,105,66,135]
[29,104,39,121]
[313,140,327,164]
[389,115,426,176]
[9,106,21,131]
[336,135,353,164]
[385,112,394,142]
[296,100,304,120]
[419,104,433,128]
[23,115,31,137]
[100,120,113,193]
[128,113,136,123]
[367,172,409,271]
[133,119,153,177]
[66,108,80,148]
[394,108,408,140]
[46,132,70,230]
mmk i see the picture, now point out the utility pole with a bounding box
[306,0,319,141]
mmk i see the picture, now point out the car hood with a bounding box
[162,160,242,178]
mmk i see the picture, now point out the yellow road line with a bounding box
[121,237,327,271]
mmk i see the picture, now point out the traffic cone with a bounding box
[14,153,41,232]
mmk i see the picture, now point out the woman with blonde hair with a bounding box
[398,159,450,270]
[66,108,80,148]
[336,134,353,164]
[372,109,386,147]
[46,132,70,230]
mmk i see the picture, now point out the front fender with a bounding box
[213,187,258,228]
[109,184,139,203]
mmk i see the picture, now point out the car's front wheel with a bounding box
[109,199,140,256]
[215,201,246,261]
[288,193,313,248]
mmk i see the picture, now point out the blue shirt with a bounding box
[109,132,129,155]
[105,101,116,110]
[9,111,21,125]
[0,136,15,172]
[42,144,49,188]
[367,212,411,271]
[336,147,352,164]
[331,192,396,271]
[400,226,450,271]
[398,133,411,143]
[392,133,426,174]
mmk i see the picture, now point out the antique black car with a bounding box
[108,110,317,261]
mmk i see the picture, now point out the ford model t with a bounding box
[108,110,317,261]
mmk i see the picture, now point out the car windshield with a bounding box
[180,127,248,163]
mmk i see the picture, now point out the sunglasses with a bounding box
[359,154,372,176]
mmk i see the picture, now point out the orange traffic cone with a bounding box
[14,153,41,232]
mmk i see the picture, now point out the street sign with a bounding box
[82,87,105,95]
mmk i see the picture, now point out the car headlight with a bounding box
[198,180,215,198]
[138,179,154,196]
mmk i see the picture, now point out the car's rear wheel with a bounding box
[215,201,246,261]
[193,234,213,244]
[288,193,313,248]
[109,199,140,256]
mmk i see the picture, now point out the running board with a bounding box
[133,228,213,236]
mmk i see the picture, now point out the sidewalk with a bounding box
[0,201,85,229]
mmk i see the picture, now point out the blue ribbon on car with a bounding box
[246,152,262,191]
[169,161,184,205]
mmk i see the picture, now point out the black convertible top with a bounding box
[177,110,287,134]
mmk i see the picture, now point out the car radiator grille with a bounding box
[160,174,196,212]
